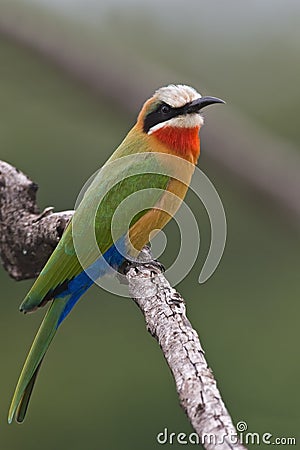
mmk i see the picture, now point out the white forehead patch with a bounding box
[155,84,201,108]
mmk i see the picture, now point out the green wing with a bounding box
[21,152,170,312]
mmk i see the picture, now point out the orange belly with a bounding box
[128,176,191,254]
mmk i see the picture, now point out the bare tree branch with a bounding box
[0,160,246,449]
[0,161,73,280]
[127,264,246,450]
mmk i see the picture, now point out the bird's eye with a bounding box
[161,104,171,114]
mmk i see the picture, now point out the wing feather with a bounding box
[21,153,170,312]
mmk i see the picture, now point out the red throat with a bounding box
[152,126,200,162]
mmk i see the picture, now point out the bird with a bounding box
[8,84,224,423]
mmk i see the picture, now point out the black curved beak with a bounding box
[186,96,225,114]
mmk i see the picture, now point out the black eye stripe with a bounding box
[143,102,187,133]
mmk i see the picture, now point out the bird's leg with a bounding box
[118,245,165,276]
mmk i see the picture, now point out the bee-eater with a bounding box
[8,84,224,423]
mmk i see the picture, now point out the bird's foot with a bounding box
[119,257,165,276]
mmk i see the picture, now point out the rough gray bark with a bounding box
[0,161,73,280]
[0,160,246,450]
[128,265,246,449]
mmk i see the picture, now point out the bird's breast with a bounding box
[151,125,200,164]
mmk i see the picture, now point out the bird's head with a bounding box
[136,84,224,164]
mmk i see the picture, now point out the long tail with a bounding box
[8,296,71,424]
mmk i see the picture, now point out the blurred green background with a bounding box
[0,1,299,449]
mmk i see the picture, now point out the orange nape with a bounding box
[152,126,200,162]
